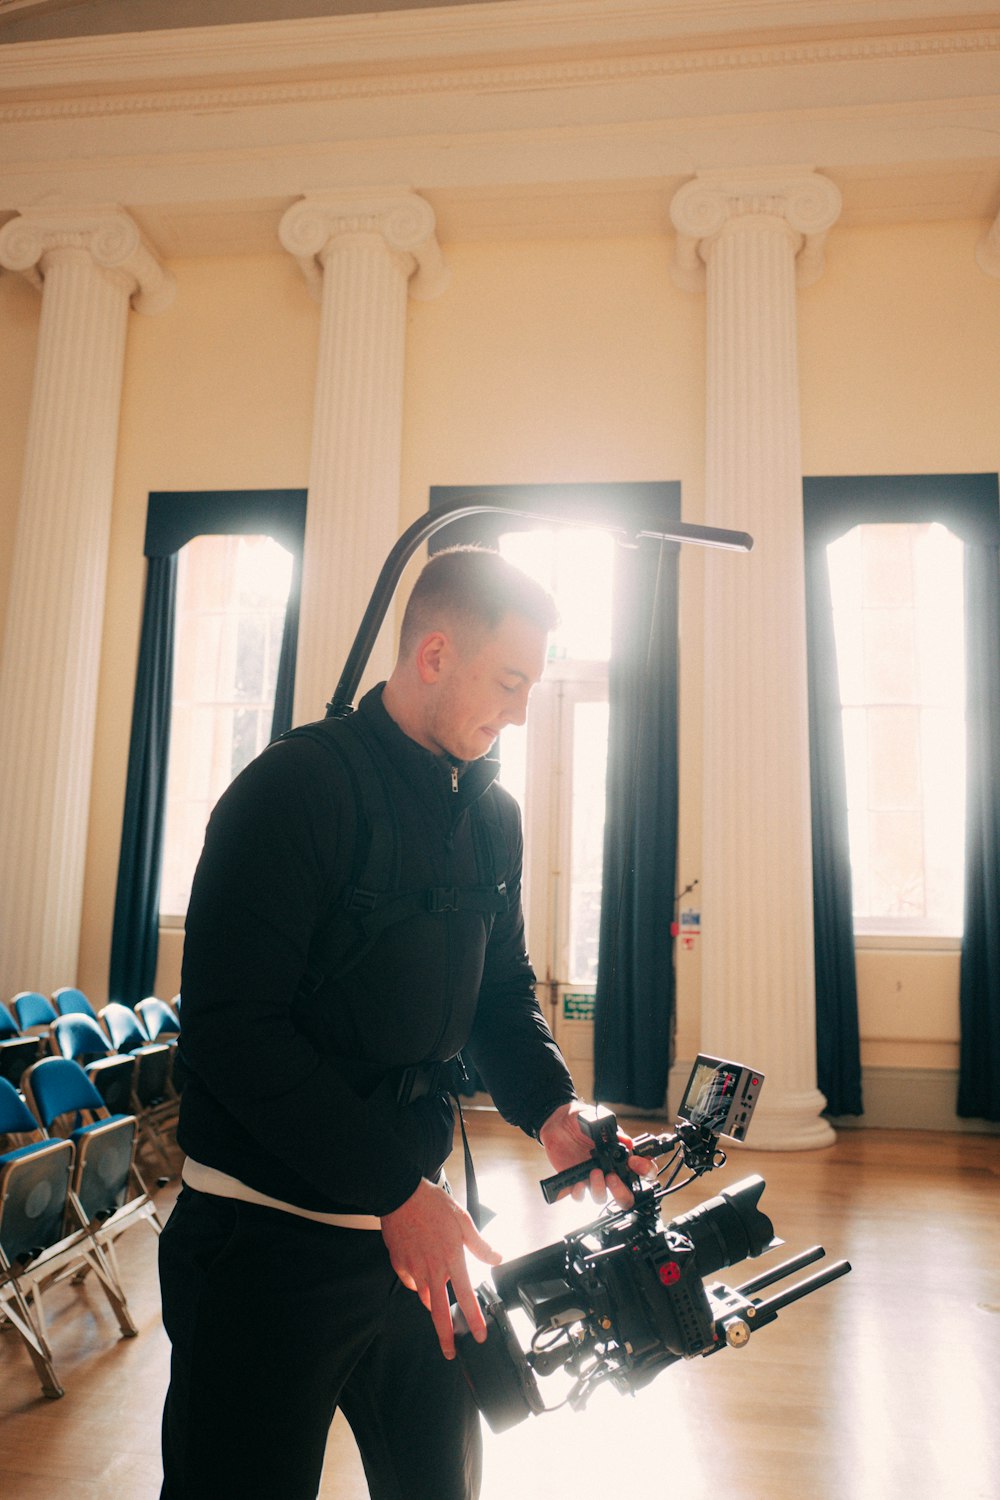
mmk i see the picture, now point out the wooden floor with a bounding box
[1,1115,998,1499]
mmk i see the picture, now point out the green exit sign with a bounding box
[562,991,596,1021]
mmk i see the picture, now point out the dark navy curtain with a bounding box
[803,474,1000,1121]
[108,554,178,1011]
[593,537,679,1110]
[429,483,681,1107]
[803,515,864,1117]
[109,489,306,1006]
[270,552,302,743]
[957,536,1000,1120]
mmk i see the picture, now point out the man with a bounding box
[159,545,643,1500]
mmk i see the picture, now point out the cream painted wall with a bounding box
[2,219,997,1100]
[799,219,1000,474]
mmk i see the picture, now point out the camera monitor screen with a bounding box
[677,1055,764,1142]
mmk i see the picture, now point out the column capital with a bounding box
[279,189,449,303]
[0,205,175,314]
[669,168,842,292]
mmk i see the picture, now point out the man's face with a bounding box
[422,611,548,762]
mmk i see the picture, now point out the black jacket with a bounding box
[176,685,576,1216]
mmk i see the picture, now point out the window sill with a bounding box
[854,933,961,953]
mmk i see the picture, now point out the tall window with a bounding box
[493,527,613,991]
[826,521,965,937]
[159,533,294,920]
[499,526,614,664]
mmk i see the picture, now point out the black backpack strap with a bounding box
[468,788,511,940]
[336,722,509,944]
[281,718,511,986]
[279,719,396,988]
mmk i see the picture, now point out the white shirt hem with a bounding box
[181,1157,383,1230]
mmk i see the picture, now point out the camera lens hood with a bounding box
[668,1173,775,1278]
[452,1285,546,1433]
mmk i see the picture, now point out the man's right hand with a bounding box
[380,1178,502,1360]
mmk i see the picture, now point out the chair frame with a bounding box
[135,995,181,1042]
[23,1059,164,1264]
[50,1013,137,1118]
[51,986,100,1022]
[0,1002,40,1088]
[99,1003,178,1171]
[0,1082,138,1399]
[10,990,57,1035]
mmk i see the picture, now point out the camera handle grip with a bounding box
[539,1105,637,1204]
[540,1160,599,1204]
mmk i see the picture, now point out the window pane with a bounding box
[499,526,613,661]
[234,615,265,701]
[159,534,294,920]
[568,700,609,984]
[827,522,965,936]
[496,722,526,809]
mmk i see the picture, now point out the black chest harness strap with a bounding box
[281,715,505,1230]
[283,717,509,955]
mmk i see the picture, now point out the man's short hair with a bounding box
[400,545,558,655]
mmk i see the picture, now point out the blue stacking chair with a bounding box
[135,995,183,1099]
[135,995,181,1043]
[0,1001,40,1088]
[50,1013,135,1118]
[0,1076,134,1399]
[100,1003,177,1169]
[23,1058,162,1318]
[11,991,58,1035]
[52,986,100,1022]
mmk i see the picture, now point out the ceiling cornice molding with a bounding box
[3,1,1000,90]
[2,3,998,246]
[2,19,998,124]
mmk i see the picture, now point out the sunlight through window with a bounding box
[827,522,965,937]
[498,526,614,662]
[160,533,294,920]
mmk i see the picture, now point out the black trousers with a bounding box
[158,1186,482,1500]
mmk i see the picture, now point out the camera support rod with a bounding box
[326,495,753,718]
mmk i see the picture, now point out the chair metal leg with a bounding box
[67,1191,139,1338]
[0,1247,64,1399]
[135,1107,178,1175]
[80,1246,139,1338]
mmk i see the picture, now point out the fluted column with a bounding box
[279,190,448,723]
[670,170,842,1149]
[0,207,174,998]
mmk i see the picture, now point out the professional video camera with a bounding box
[453,1056,850,1432]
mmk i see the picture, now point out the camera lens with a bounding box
[667,1174,775,1278]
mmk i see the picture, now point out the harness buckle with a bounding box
[427,887,461,913]
[346,887,379,913]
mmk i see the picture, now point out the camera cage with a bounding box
[454,1055,851,1433]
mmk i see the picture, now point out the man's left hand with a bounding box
[538,1100,654,1209]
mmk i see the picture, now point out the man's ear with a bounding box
[415,630,449,685]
